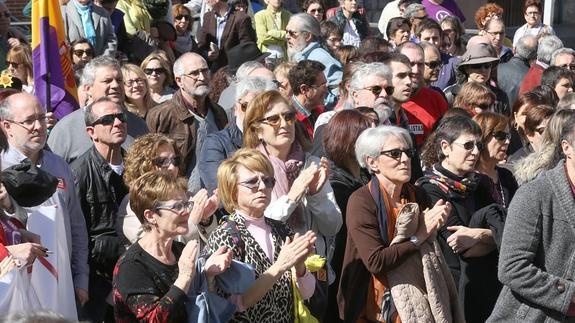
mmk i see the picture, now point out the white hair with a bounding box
[236,61,266,79]
[551,47,575,66]
[235,76,277,101]
[355,126,413,174]
[349,63,392,92]
[537,35,563,65]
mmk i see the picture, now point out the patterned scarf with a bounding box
[415,164,478,197]
[72,0,97,47]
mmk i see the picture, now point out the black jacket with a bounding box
[71,145,128,278]
[328,7,369,42]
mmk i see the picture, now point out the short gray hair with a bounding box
[404,3,425,19]
[355,126,413,173]
[515,35,538,61]
[236,61,266,79]
[81,55,121,86]
[551,47,575,66]
[84,97,123,126]
[0,95,13,120]
[289,13,321,39]
[172,52,206,78]
[235,76,277,101]
[537,35,563,65]
[349,62,392,92]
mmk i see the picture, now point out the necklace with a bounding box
[498,181,506,209]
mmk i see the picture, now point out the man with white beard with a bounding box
[285,13,342,108]
[146,53,228,190]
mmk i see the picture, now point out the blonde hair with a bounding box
[121,63,154,117]
[242,90,292,148]
[217,148,274,213]
[123,133,179,186]
[6,44,33,82]
[140,50,174,88]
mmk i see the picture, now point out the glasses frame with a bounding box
[153,156,182,168]
[72,49,94,57]
[258,111,297,128]
[453,140,484,151]
[380,148,417,160]
[238,175,276,190]
[124,78,146,87]
[362,85,394,97]
[144,67,166,76]
[492,131,511,141]
[181,67,210,80]
[175,14,191,21]
[89,112,128,127]
[4,114,48,130]
[155,200,194,215]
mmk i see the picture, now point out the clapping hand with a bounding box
[204,246,232,278]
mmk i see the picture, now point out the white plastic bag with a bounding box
[0,265,42,313]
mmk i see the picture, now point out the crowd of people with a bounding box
[1,0,575,322]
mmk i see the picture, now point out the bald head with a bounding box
[173,52,207,78]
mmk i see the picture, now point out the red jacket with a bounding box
[518,63,545,96]
[402,87,448,146]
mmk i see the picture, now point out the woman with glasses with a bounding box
[171,4,198,59]
[303,0,325,22]
[512,0,555,47]
[118,133,218,246]
[206,148,316,322]
[453,82,496,116]
[510,104,554,169]
[140,51,175,104]
[113,170,233,322]
[69,38,95,67]
[5,44,33,94]
[121,64,155,119]
[440,16,465,56]
[473,112,518,208]
[254,0,291,66]
[338,125,455,322]
[418,116,505,322]
[243,90,342,320]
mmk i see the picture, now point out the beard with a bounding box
[186,84,210,97]
[372,98,393,125]
[287,39,308,62]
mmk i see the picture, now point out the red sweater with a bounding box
[402,87,448,146]
[519,63,545,96]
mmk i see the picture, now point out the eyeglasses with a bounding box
[238,175,276,190]
[453,140,484,151]
[259,111,296,128]
[525,11,540,16]
[181,67,209,79]
[559,64,575,71]
[153,156,181,168]
[467,62,493,70]
[380,148,417,160]
[492,131,511,141]
[272,80,287,90]
[155,200,193,215]
[6,61,20,69]
[175,14,191,21]
[124,78,146,87]
[485,30,505,37]
[73,49,94,57]
[90,112,128,126]
[425,60,443,70]
[4,114,48,129]
[309,8,324,13]
[535,126,546,135]
[362,85,394,97]
[144,67,166,75]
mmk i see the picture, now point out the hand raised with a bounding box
[287,164,318,202]
[274,231,316,273]
[204,246,232,278]
[308,157,330,195]
[178,240,199,278]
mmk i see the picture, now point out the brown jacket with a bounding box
[196,10,256,71]
[145,90,228,174]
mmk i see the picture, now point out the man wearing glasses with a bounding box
[146,52,228,193]
[70,97,129,322]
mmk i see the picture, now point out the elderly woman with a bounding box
[338,125,453,322]
[113,171,232,322]
[140,51,175,104]
[121,64,155,119]
[243,90,342,319]
[417,116,505,322]
[171,4,198,58]
[488,113,575,322]
[254,0,291,65]
[206,148,317,322]
[118,133,218,246]
[328,0,369,47]
[386,17,411,48]
[512,0,555,47]
[69,38,95,67]
[473,112,518,208]
[6,44,33,93]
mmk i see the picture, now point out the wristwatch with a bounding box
[409,235,420,247]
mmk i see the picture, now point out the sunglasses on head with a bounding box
[425,60,442,70]
[453,140,484,151]
[153,156,181,168]
[380,148,417,160]
[239,175,276,190]
[144,67,166,75]
[363,85,394,96]
[259,111,296,128]
[73,49,94,57]
[492,131,510,141]
[175,14,191,21]
[90,112,128,126]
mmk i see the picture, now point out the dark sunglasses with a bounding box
[453,140,484,151]
[363,85,394,96]
[73,49,94,57]
[492,131,510,141]
[309,8,324,13]
[90,112,128,126]
[425,60,442,70]
[144,67,166,75]
[468,62,493,70]
[259,111,296,128]
[380,148,417,160]
[153,156,181,168]
[175,14,191,21]
[272,80,286,89]
[6,61,20,69]
[475,103,492,111]
[239,175,276,190]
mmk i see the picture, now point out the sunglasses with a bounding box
[453,140,484,151]
[259,111,296,128]
[90,112,128,126]
[309,8,324,13]
[155,200,193,215]
[272,80,286,90]
[492,131,510,141]
[362,85,394,96]
[380,148,417,160]
[239,175,276,190]
[153,156,181,168]
[425,60,442,70]
[73,49,94,57]
[144,67,166,75]
[6,61,20,69]
[467,62,493,70]
[175,14,191,21]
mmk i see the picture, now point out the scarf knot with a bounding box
[73,0,97,48]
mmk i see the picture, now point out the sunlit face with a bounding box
[175,55,211,98]
[527,118,549,151]
[441,21,457,45]
[401,47,424,91]
[5,59,28,84]
[154,143,180,176]
[235,165,272,216]
[87,101,127,147]
[86,66,124,103]
[71,42,94,65]
[514,104,529,130]
[484,126,510,163]
[257,101,295,151]
[123,71,147,102]
[524,5,541,27]
[343,0,357,14]
[441,132,481,176]
[275,73,293,99]
[352,74,392,108]
[392,24,410,46]
[555,77,574,100]
[153,190,190,237]
[390,61,413,103]
[554,54,575,69]
[306,3,324,22]
[420,28,441,47]
[1,94,48,154]
[367,135,411,185]
[286,21,310,57]
[173,9,191,34]
[144,59,167,90]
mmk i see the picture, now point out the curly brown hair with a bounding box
[123,133,179,187]
[474,3,504,30]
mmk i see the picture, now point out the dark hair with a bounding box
[287,60,325,95]
[358,36,391,57]
[84,97,122,126]
[386,17,411,40]
[208,66,232,103]
[70,38,94,51]
[472,111,509,166]
[320,20,343,54]
[420,115,482,167]
[541,66,574,90]
[302,0,325,11]
[524,104,554,136]
[360,51,391,63]
[415,18,442,38]
[323,110,371,168]
[398,0,421,8]
[523,0,543,14]
[513,91,547,118]
[382,52,412,67]
[530,85,559,108]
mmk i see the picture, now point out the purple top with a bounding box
[422,0,465,23]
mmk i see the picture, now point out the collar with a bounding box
[298,42,321,58]
[173,90,208,120]
[536,60,549,69]
[3,146,42,166]
[292,95,311,118]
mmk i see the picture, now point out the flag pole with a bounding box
[44,0,51,113]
